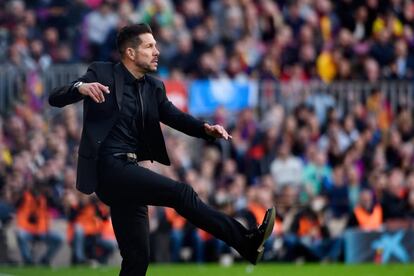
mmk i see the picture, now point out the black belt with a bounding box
[112,152,138,161]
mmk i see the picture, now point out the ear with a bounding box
[127,48,135,60]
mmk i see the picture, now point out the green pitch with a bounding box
[1,264,414,276]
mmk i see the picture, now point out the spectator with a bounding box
[140,0,174,29]
[302,149,332,199]
[15,186,63,265]
[285,198,342,262]
[348,188,383,231]
[405,189,414,226]
[270,140,303,188]
[64,193,110,264]
[325,165,349,218]
[370,28,394,68]
[84,1,118,61]
[381,169,407,222]
[390,38,414,79]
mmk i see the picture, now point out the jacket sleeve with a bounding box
[48,63,99,108]
[158,83,214,141]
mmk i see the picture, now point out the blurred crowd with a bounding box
[1,0,414,267]
[0,88,413,265]
[1,0,414,81]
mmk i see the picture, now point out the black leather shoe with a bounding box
[243,207,276,265]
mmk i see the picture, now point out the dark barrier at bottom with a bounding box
[344,229,414,264]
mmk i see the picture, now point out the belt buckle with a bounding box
[126,153,137,161]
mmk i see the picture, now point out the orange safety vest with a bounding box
[197,229,212,241]
[165,208,186,230]
[354,204,383,231]
[67,203,103,241]
[101,218,116,241]
[16,191,49,235]
[247,203,282,235]
[298,216,320,237]
[98,203,115,240]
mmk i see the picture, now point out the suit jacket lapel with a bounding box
[114,63,124,110]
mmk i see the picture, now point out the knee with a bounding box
[174,183,199,210]
[49,231,64,245]
[16,229,30,242]
[74,224,84,236]
[179,183,198,200]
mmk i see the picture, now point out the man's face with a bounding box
[132,33,159,73]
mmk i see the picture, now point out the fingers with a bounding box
[89,85,104,103]
[97,83,110,94]
[212,125,231,140]
[88,88,100,103]
[87,82,109,103]
[217,125,226,138]
[93,83,107,102]
[220,126,231,140]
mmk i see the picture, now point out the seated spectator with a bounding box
[164,207,186,262]
[302,149,332,199]
[381,169,407,222]
[325,165,350,218]
[237,185,280,260]
[365,87,393,131]
[348,188,383,231]
[284,198,342,262]
[270,140,303,188]
[0,176,14,264]
[95,204,117,264]
[404,189,414,226]
[15,185,63,265]
[65,193,111,264]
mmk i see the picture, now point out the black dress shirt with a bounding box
[100,64,148,157]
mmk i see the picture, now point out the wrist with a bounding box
[73,81,84,94]
[74,81,83,89]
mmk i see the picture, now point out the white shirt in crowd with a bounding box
[270,156,303,187]
[86,10,118,44]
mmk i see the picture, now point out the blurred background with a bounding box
[0,0,414,270]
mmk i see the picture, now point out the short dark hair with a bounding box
[116,23,152,55]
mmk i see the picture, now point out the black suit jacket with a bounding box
[49,62,212,194]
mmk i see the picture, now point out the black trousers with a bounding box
[95,155,249,276]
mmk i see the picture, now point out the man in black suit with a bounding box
[49,24,275,275]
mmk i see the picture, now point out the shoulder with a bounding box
[88,62,115,73]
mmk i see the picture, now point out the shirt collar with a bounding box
[121,63,146,85]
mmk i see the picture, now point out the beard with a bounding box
[135,60,157,73]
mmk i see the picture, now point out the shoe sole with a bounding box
[254,207,276,264]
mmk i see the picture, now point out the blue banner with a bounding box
[344,229,414,264]
[188,79,258,116]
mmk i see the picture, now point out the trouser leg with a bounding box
[72,224,85,263]
[97,157,249,253]
[41,231,63,264]
[95,237,116,264]
[110,204,149,276]
[170,229,184,262]
[16,229,34,264]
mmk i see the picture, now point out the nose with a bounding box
[154,47,160,56]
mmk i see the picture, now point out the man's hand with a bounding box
[204,123,232,140]
[78,82,110,103]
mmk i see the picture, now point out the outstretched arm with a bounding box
[158,83,231,141]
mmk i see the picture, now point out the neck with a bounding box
[122,60,144,79]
